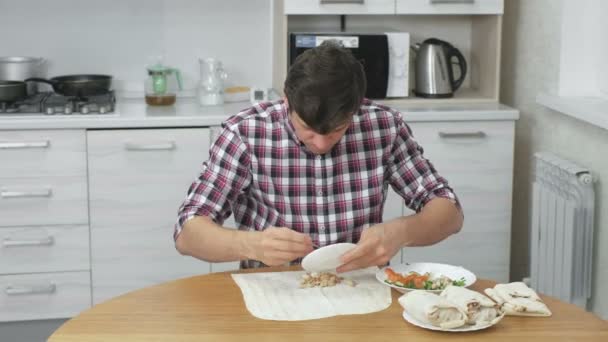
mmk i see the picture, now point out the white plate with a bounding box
[402,310,503,332]
[376,262,476,294]
[301,243,357,272]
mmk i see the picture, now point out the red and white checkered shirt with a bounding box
[175,99,459,269]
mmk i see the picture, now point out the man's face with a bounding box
[289,111,351,155]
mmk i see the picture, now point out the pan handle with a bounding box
[24,78,56,86]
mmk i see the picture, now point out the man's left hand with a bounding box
[336,223,402,273]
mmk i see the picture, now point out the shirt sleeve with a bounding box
[173,126,251,241]
[386,114,461,213]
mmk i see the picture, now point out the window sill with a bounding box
[536,93,608,131]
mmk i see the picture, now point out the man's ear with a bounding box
[283,96,289,106]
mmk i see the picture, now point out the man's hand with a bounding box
[336,223,402,273]
[243,227,314,266]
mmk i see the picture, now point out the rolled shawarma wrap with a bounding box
[440,285,504,325]
[398,290,467,329]
[484,282,552,317]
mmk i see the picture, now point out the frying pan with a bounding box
[0,80,27,102]
[25,74,112,97]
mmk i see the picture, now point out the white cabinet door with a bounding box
[0,225,89,274]
[0,271,91,322]
[284,0,395,15]
[88,128,211,304]
[396,0,503,14]
[400,120,514,282]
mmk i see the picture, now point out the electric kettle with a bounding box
[412,38,467,98]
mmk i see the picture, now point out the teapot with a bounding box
[145,63,182,106]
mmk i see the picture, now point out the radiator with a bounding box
[530,152,595,309]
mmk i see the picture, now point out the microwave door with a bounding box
[289,34,389,99]
[354,35,389,99]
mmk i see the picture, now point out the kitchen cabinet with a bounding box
[0,129,91,322]
[401,120,514,282]
[0,111,516,322]
[284,0,503,15]
[87,128,212,304]
[274,1,503,105]
[396,0,503,15]
[284,0,395,15]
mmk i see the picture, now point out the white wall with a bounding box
[502,0,608,319]
[598,1,608,97]
[0,0,272,94]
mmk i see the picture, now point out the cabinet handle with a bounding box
[0,188,53,199]
[0,140,50,149]
[5,284,56,296]
[438,131,487,139]
[320,0,365,4]
[430,0,475,4]
[3,236,55,247]
[124,141,176,151]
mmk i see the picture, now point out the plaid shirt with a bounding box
[175,99,459,269]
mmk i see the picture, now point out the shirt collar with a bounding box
[280,100,304,146]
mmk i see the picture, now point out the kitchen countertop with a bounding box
[0,97,519,130]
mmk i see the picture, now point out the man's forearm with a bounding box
[385,197,463,247]
[175,216,256,263]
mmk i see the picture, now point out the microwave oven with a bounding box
[288,32,410,99]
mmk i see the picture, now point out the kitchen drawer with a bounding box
[407,121,514,185]
[396,0,503,14]
[91,221,210,304]
[284,0,395,15]
[0,129,86,178]
[0,175,88,226]
[0,271,91,322]
[0,225,89,275]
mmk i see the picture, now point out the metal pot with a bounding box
[0,81,27,103]
[25,75,112,97]
[0,57,45,95]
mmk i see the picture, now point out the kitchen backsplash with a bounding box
[0,0,273,95]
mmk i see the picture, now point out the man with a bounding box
[174,41,463,273]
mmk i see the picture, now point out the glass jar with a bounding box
[198,58,228,106]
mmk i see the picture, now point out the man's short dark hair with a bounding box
[284,40,367,134]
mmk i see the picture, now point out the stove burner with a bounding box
[0,102,19,113]
[0,91,115,115]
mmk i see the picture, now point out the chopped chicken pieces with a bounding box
[299,272,356,288]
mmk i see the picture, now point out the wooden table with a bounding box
[50,266,608,341]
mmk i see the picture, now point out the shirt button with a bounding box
[316,155,322,160]
[319,226,325,231]
[317,190,323,196]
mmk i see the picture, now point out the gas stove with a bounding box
[0,91,116,115]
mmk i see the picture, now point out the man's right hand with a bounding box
[242,227,314,266]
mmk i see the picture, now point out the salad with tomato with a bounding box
[384,267,466,290]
